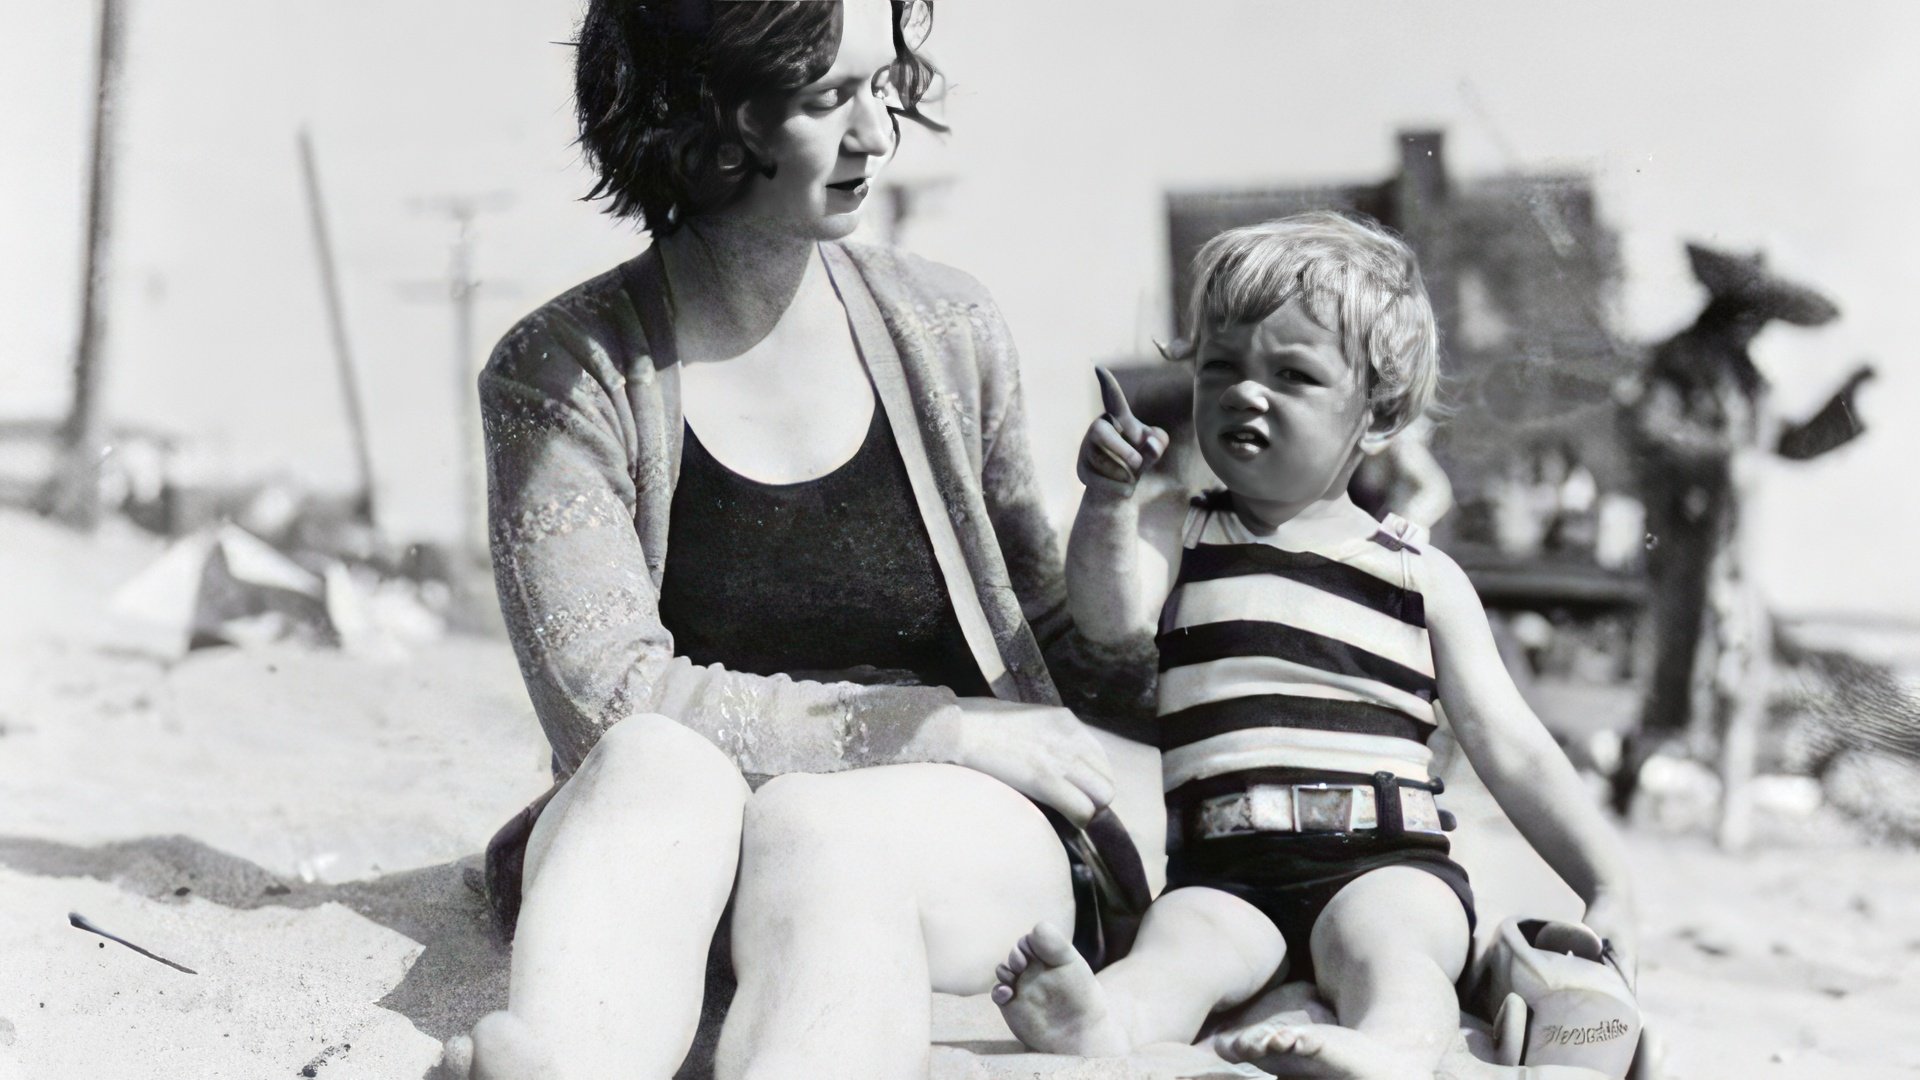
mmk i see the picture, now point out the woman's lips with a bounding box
[826,177,870,197]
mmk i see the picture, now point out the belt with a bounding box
[1187,772,1454,841]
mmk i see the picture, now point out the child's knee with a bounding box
[1310,867,1469,980]
[1152,887,1287,983]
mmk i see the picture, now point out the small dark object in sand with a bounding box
[264,883,292,896]
[69,912,198,974]
[299,1042,349,1076]
[174,886,190,896]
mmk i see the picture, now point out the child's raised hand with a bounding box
[1078,367,1169,497]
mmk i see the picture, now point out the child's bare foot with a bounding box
[1214,1021,1419,1080]
[990,921,1132,1057]
[468,1011,562,1080]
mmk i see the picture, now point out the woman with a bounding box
[464,2,1149,1077]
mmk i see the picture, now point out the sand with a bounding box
[2,506,1916,1079]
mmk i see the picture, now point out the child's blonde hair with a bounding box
[1177,211,1440,435]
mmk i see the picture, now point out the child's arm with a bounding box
[1065,369,1186,647]
[1422,546,1640,984]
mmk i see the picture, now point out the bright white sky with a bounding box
[3,0,1915,617]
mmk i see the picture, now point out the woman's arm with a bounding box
[1421,545,1639,979]
[483,317,960,779]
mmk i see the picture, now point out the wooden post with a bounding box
[297,127,378,527]
[50,0,129,529]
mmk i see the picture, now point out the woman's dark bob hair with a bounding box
[574,0,943,235]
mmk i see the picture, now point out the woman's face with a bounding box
[730,0,901,240]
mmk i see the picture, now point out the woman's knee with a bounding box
[527,714,748,875]
[741,764,1048,865]
[577,712,748,801]
[737,769,892,868]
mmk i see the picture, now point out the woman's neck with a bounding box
[657,217,822,362]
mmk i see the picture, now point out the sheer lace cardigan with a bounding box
[481,241,1153,780]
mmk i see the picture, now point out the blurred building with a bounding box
[1162,130,1635,546]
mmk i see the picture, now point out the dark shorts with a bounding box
[483,778,1151,970]
[1165,830,1476,987]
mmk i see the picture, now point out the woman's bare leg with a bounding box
[715,763,1078,1080]
[471,714,751,1080]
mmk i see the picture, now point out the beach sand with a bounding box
[2,507,1915,1079]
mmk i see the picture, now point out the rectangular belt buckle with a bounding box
[1196,791,1258,837]
[1292,783,1374,832]
[1245,785,1295,832]
[1399,787,1444,833]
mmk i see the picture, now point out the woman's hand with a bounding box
[921,697,1117,828]
[1078,367,1168,498]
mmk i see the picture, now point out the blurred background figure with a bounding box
[1612,244,1875,845]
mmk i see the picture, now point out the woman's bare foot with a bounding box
[990,921,1132,1057]
[1213,1021,1420,1080]
[468,1011,562,1080]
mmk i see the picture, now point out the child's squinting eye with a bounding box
[1199,358,1236,375]
[1276,368,1317,386]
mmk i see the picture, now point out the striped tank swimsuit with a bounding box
[1155,491,1438,809]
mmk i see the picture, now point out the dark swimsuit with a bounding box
[656,391,1123,962]
[657,392,990,700]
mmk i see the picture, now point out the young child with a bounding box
[991,212,1638,1079]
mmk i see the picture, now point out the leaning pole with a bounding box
[298,127,379,527]
[51,0,129,529]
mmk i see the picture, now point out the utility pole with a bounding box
[50,0,129,529]
[401,193,514,559]
[297,127,378,528]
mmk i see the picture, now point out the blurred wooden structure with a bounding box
[1164,130,1636,539]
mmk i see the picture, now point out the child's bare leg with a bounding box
[1216,1024,1610,1080]
[995,886,1286,1055]
[1216,866,1466,1079]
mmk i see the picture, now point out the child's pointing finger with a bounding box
[1095,366,1168,461]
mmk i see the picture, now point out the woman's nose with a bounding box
[844,88,895,158]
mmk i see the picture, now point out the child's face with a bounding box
[1192,299,1379,517]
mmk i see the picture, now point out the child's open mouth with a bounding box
[1220,427,1269,458]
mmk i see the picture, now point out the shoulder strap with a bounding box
[1376,512,1429,553]
[1181,496,1214,549]
[821,243,1016,701]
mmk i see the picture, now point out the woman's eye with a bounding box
[803,90,846,114]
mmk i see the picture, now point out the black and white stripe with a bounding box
[1155,498,1439,791]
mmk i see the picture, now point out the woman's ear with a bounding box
[733,101,774,171]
